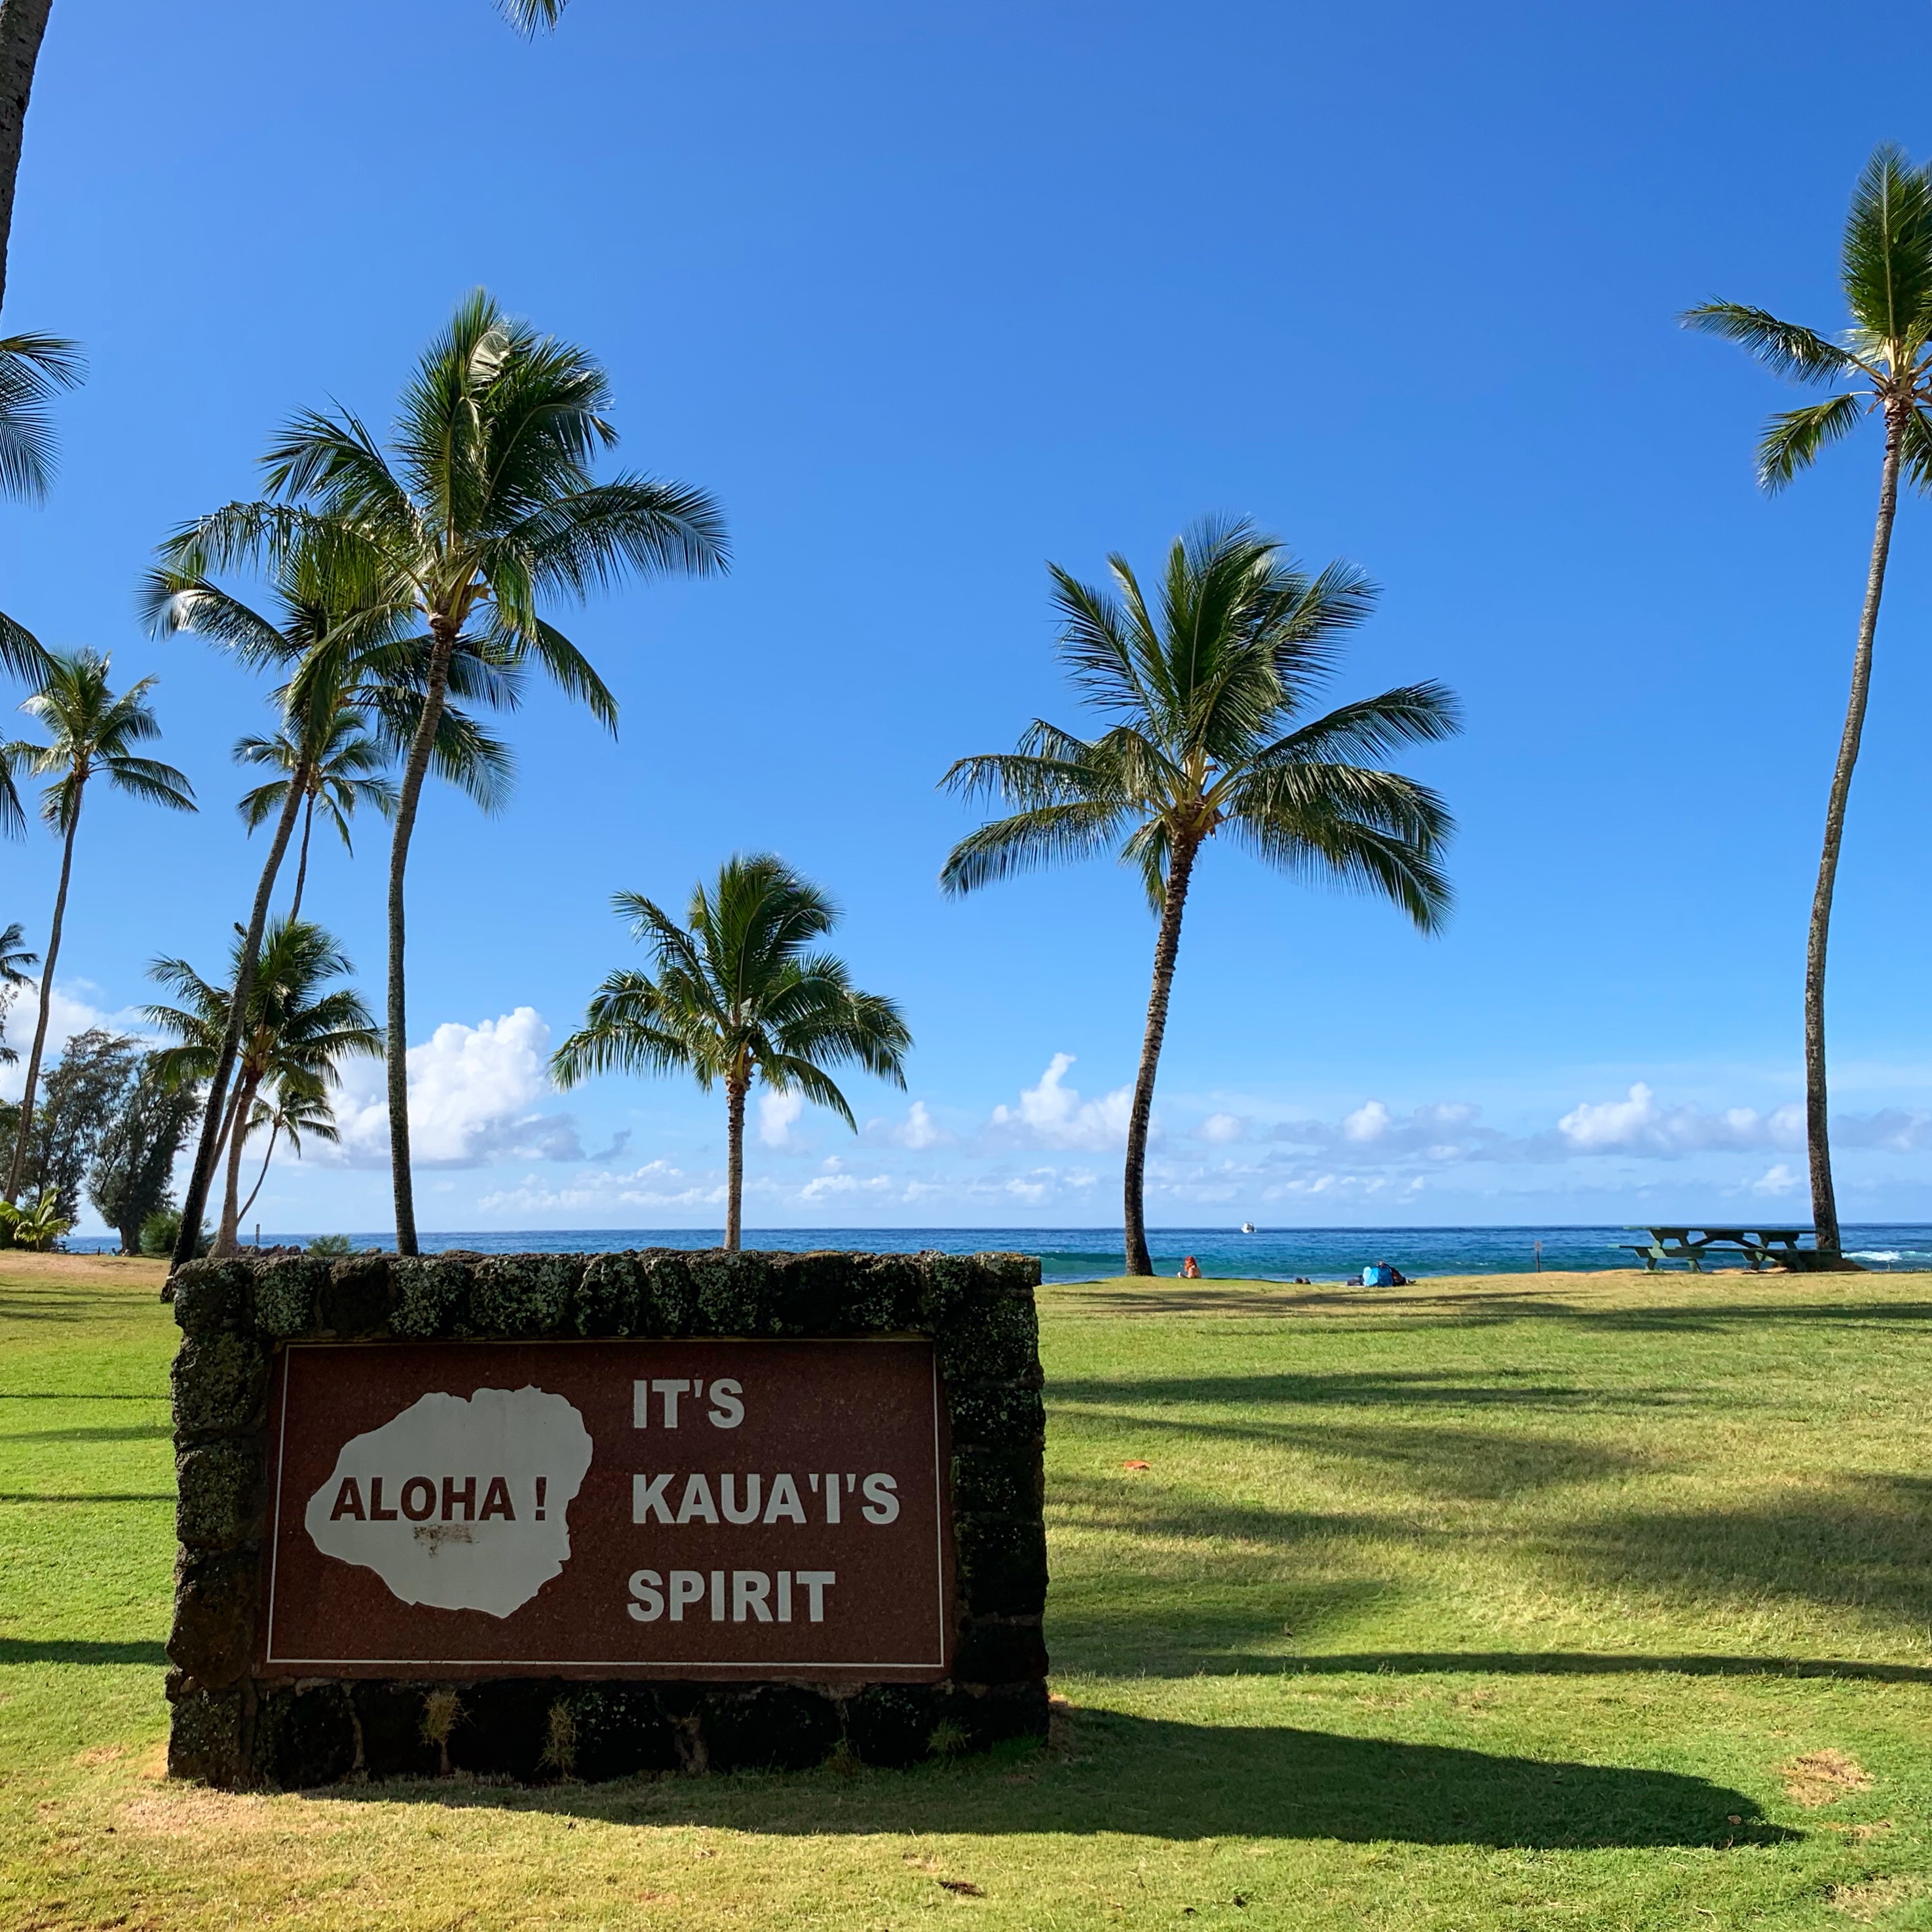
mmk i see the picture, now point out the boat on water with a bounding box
[1240,1221,1256,1234]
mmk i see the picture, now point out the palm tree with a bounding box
[233,1070,337,1231]
[143,535,514,1274]
[552,857,912,1251]
[2,651,193,1201]
[0,329,79,682]
[164,291,728,1255]
[940,518,1458,1278]
[235,704,398,919]
[0,917,35,1065]
[1681,145,1932,1257]
[146,917,381,1256]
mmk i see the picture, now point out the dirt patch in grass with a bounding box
[0,1251,166,1291]
[1828,1875,1924,1920]
[1779,1749,1875,1806]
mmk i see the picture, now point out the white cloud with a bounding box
[478,1157,723,1215]
[989,1053,1133,1150]
[333,1008,582,1168]
[891,1101,945,1150]
[1752,1162,1800,1196]
[1556,1084,1802,1158]
[0,981,136,1101]
[1198,1112,1247,1144]
[799,1169,893,1202]
[759,1089,804,1148]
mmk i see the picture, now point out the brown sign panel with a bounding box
[259,1338,951,1679]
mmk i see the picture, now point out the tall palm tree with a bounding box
[144,535,513,1274]
[146,917,381,1256]
[235,704,398,919]
[940,519,1458,1278]
[0,917,35,1065]
[3,649,194,1200]
[1682,145,1932,1256]
[552,857,912,1251]
[164,290,728,1255]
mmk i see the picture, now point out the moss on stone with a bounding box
[175,1437,267,1553]
[319,1256,395,1336]
[164,1684,245,1784]
[167,1549,259,1688]
[954,1509,1050,1618]
[947,1380,1046,1447]
[170,1259,255,1337]
[170,1331,269,1441]
[468,1255,582,1336]
[252,1257,328,1337]
[574,1252,643,1336]
[389,1256,472,1339]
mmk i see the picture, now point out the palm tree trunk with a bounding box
[214,1071,261,1257]
[5,780,77,1202]
[1804,414,1902,1257]
[724,1074,747,1253]
[386,620,457,1257]
[1123,833,1200,1277]
[237,1117,281,1226]
[169,770,307,1278]
[0,0,53,317]
[288,792,315,920]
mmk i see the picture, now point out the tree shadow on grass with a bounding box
[1051,1413,1656,1500]
[325,1711,1791,1850]
[1052,1366,1680,1415]
[0,1638,168,1665]
[4,1423,174,1444]
[1557,1475,1932,1628]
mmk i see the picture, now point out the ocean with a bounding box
[67,1223,1932,1280]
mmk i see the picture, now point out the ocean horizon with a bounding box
[65,1222,1932,1280]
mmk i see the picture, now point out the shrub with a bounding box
[140,1207,211,1259]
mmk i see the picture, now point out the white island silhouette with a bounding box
[304,1386,593,1618]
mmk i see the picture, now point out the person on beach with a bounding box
[1179,1255,1202,1279]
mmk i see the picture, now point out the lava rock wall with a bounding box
[164,1247,1047,1787]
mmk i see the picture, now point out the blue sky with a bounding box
[7,0,1932,1236]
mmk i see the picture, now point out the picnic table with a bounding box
[1619,1225,1834,1272]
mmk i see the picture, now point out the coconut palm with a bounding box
[552,857,912,1251]
[233,1069,337,1230]
[1681,145,1932,1255]
[940,518,1458,1278]
[143,538,513,1274]
[0,329,80,681]
[163,291,728,1255]
[3,651,194,1202]
[0,917,35,1065]
[235,705,399,919]
[146,917,381,1256]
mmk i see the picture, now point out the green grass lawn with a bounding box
[4,1257,1931,1930]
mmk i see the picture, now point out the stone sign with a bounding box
[264,1338,952,1675]
[166,1248,1046,1787]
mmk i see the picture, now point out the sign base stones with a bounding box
[164,1249,1047,1787]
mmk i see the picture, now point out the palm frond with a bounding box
[1680,301,1855,384]
[0,333,84,503]
[939,799,1136,896]
[1756,391,1866,490]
